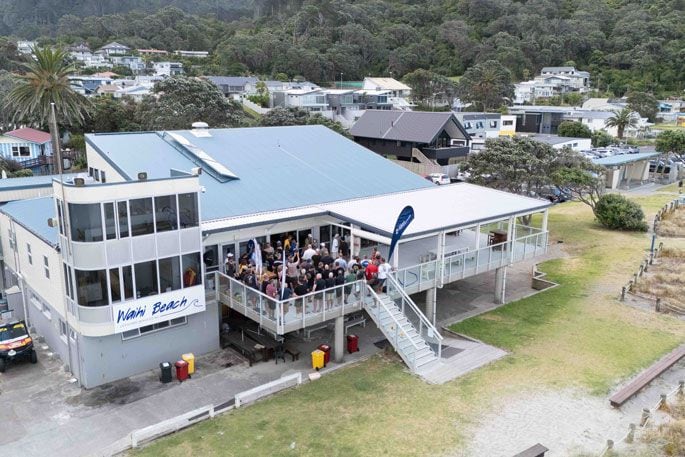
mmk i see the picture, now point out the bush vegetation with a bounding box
[593,194,648,231]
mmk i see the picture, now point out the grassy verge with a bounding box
[132,198,685,457]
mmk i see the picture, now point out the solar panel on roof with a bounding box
[164,132,238,181]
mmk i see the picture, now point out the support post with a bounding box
[334,316,344,363]
[495,266,507,305]
[425,287,437,326]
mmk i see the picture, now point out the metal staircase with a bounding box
[363,275,442,373]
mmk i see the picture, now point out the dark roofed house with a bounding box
[350,111,471,165]
[206,76,259,97]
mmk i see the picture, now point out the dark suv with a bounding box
[0,320,37,372]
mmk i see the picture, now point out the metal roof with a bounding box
[363,77,411,91]
[350,111,469,144]
[206,76,258,87]
[5,128,51,144]
[323,183,551,238]
[592,152,659,167]
[85,125,434,222]
[529,134,588,146]
[0,174,68,191]
[0,197,58,246]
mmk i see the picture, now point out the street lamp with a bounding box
[340,72,344,89]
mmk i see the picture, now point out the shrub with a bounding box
[10,169,33,177]
[557,121,591,138]
[593,194,648,231]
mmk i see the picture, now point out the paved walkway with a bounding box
[0,323,383,457]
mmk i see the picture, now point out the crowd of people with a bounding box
[223,233,393,319]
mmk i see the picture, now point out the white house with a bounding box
[97,42,131,57]
[110,55,146,73]
[153,62,184,77]
[0,124,550,388]
[174,50,209,58]
[525,134,592,151]
[16,40,36,55]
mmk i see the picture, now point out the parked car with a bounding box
[0,319,37,372]
[538,186,571,203]
[426,173,450,185]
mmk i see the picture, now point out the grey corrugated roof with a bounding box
[592,152,659,167]
[86,125,434,222]
[0,197,58,246]
[350,111,460,144]
[0,174,67,191]
[530,134,587,145]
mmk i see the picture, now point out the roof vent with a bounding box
[74,177,85,187]
[138,172,148,181]
[191,121,211,138]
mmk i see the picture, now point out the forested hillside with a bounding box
[2,0,685,96]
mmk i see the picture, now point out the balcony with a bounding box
[421,146,470,160]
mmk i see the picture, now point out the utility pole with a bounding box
[49,103,62,175]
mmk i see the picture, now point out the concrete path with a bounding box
[0,323,383,457]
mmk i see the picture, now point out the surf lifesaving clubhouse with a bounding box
[0,125,550,388]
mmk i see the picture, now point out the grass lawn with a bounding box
[654,123,685,131]
[132,197,685,457]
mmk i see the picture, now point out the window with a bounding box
[43,256,49,279]
[129,198,154,236]
[27,243,32,265]
[463,122,471,129]
[476,121,484,129]
[182,252,202,287]
[159,256,181,292]
[489,121,498,128]
[122,265,134,300]
[178,193,199,228]
[117,201,129,238]
[202,245,218,272]
[63,263,71,299]
[109,268,121,303]
[57,200,65,236]
[94,169,100,182]
[69,203,103,242]
[8,228,15,250]
[155,195,178,232]
[134,261,158,298]
[88,167,94,177]
[100,171,106,183]
[11,146,30,157]
[103,203,116,240]
[503,120,514,126]
[59,320,67,338]
[75,269,108,307]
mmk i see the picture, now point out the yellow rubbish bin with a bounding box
[182,353,195,375]
[311,349,325,370]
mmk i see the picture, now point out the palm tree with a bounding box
[605,107,638,139]
[4,47,90,173]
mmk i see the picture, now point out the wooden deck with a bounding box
[417,334,507,384]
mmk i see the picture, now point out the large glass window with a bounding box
[69,203,103,242]
[129,198,154,236]
[155,195,178,232]
[63,263,71,299]
[203,245,218,272]
[117,201,129,238]
[182,252,202,287]
[122,265,133,300]
[134,261,158,298]
[178,193,199,228]
[159,256,181,292]
[75,269,108,307]
[57,200,64,236]
[104,203,116,240]
[109,268,121,303]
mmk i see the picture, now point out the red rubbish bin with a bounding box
[317,344,331,366]
[175,360,189,382]
[347,334,359,353]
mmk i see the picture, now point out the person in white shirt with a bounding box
[331,234,340,257]
[302,244,317,261]
[376,258,392,292]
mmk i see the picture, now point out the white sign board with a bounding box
[113,285,205,333]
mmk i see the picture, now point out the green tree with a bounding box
[259,107,349,137]
[655,129,685,156]
[593,194,648,231]
[604,108,638,139]
[0,70,19,130]
[591,130,614,148]
[456,60,513,111]
[402,69,456,107]
[626,91,658,123]
[136,76,246,130]
[552,148,605,211]
[83,96,140,132]
[557,121,592,138]
[4,46,90,174]
[466,137,558,196]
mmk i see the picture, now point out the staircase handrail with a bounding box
[386,274,443,344]
[365,284,420,370]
